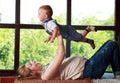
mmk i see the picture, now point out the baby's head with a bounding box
[38,5,53,22]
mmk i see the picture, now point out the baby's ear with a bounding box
[45,14,49,19]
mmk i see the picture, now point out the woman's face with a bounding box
[25,61,42,75]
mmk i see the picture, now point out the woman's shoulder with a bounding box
[63,55,87,63]
[65,55,86,59]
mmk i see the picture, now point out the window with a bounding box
[0,0,119,76]
[71,31,114,58]
[20,29,57,65]
[0,0,15,23]
[71,0,115,26]
[20,0,66,24]
[0,29,15,70]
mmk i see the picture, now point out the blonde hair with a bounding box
[39,5,53,17]
[17,64,41,80]
[17,65,31,78]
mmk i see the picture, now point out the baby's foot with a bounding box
[87,39,95,49]
[86,26,97,32]
[90,40,95,49]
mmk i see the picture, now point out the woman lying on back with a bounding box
[17,34,120,80]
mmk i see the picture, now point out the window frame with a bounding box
[0,0,119,76]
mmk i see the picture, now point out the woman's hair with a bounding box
[17,64,41,80]
[17,65,31,79]
[39,5,53,17]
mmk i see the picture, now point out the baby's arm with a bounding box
[49,27,59,43]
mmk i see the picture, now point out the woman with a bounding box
[17,34,120,80]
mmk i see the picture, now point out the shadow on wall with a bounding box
[118,33,120,46]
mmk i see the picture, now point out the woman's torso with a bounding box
[56,56,87,80]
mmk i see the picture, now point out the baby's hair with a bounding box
[39,5,53,17]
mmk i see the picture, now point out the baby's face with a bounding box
[38,8,48,22]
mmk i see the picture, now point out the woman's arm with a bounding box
[41,34,65,80]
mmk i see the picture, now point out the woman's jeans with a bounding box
[83,40,120,79]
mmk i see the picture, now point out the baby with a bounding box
[38,5,97,49]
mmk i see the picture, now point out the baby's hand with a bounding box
[49,37,56,43]
[49,31,61,43]
[44,36,51,43]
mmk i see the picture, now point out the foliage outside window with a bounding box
[0,29,15,69]
[20,29,57,65]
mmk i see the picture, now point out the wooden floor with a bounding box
[0,73,120,83]
[93,79,120,83]
[93,73,120,83]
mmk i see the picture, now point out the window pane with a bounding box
[71,31,114,58]
[0,29,15,70]
[21,0,66,24]
[71,0,115,26]
[0,0,15,23]
[20,29,63,65]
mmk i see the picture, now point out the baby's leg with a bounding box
[80,26,96,49]
[81,26,96,37]
[65,26,96,49]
